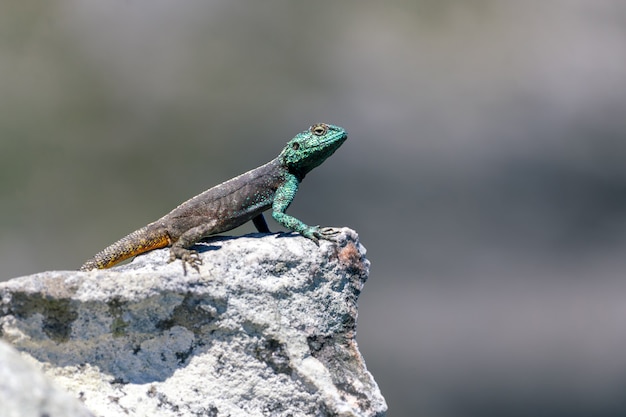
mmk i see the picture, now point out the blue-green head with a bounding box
[279,123,347,179]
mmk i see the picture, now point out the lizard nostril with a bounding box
[291,142,300,150]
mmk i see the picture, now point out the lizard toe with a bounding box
[170,247,202,274]
[319,227,341,242]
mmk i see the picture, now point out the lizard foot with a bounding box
[305,226,341,245]
[169,247,202,274]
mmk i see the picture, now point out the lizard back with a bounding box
[158,158,287,239]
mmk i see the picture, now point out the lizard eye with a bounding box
[291,142,300,150]
[311,124,328,136]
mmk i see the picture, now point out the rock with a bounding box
[0,228,387,417]
[0,339,94,417]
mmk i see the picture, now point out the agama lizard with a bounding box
[80,123,347,273]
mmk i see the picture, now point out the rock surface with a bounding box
[0,228,386,417]
[0,339,94,417]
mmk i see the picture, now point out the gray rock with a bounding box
[0,228,387,417]
[0,339,94,417]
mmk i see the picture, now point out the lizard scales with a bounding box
[80,123,347,272]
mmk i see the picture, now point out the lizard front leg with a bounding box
[271,175,340,244]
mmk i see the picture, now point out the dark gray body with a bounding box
[150,158,286,239]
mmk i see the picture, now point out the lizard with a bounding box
[80,123,347,273]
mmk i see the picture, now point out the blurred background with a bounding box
[2,1,626,415]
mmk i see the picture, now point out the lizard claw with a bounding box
[318,227,341,242]
[169,247,202,274]
[306,226,341,244]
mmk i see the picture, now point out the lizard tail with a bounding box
[80,226,171,271]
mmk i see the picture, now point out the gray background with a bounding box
[2,1,626,416]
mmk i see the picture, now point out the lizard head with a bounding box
[280,123,347,179]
